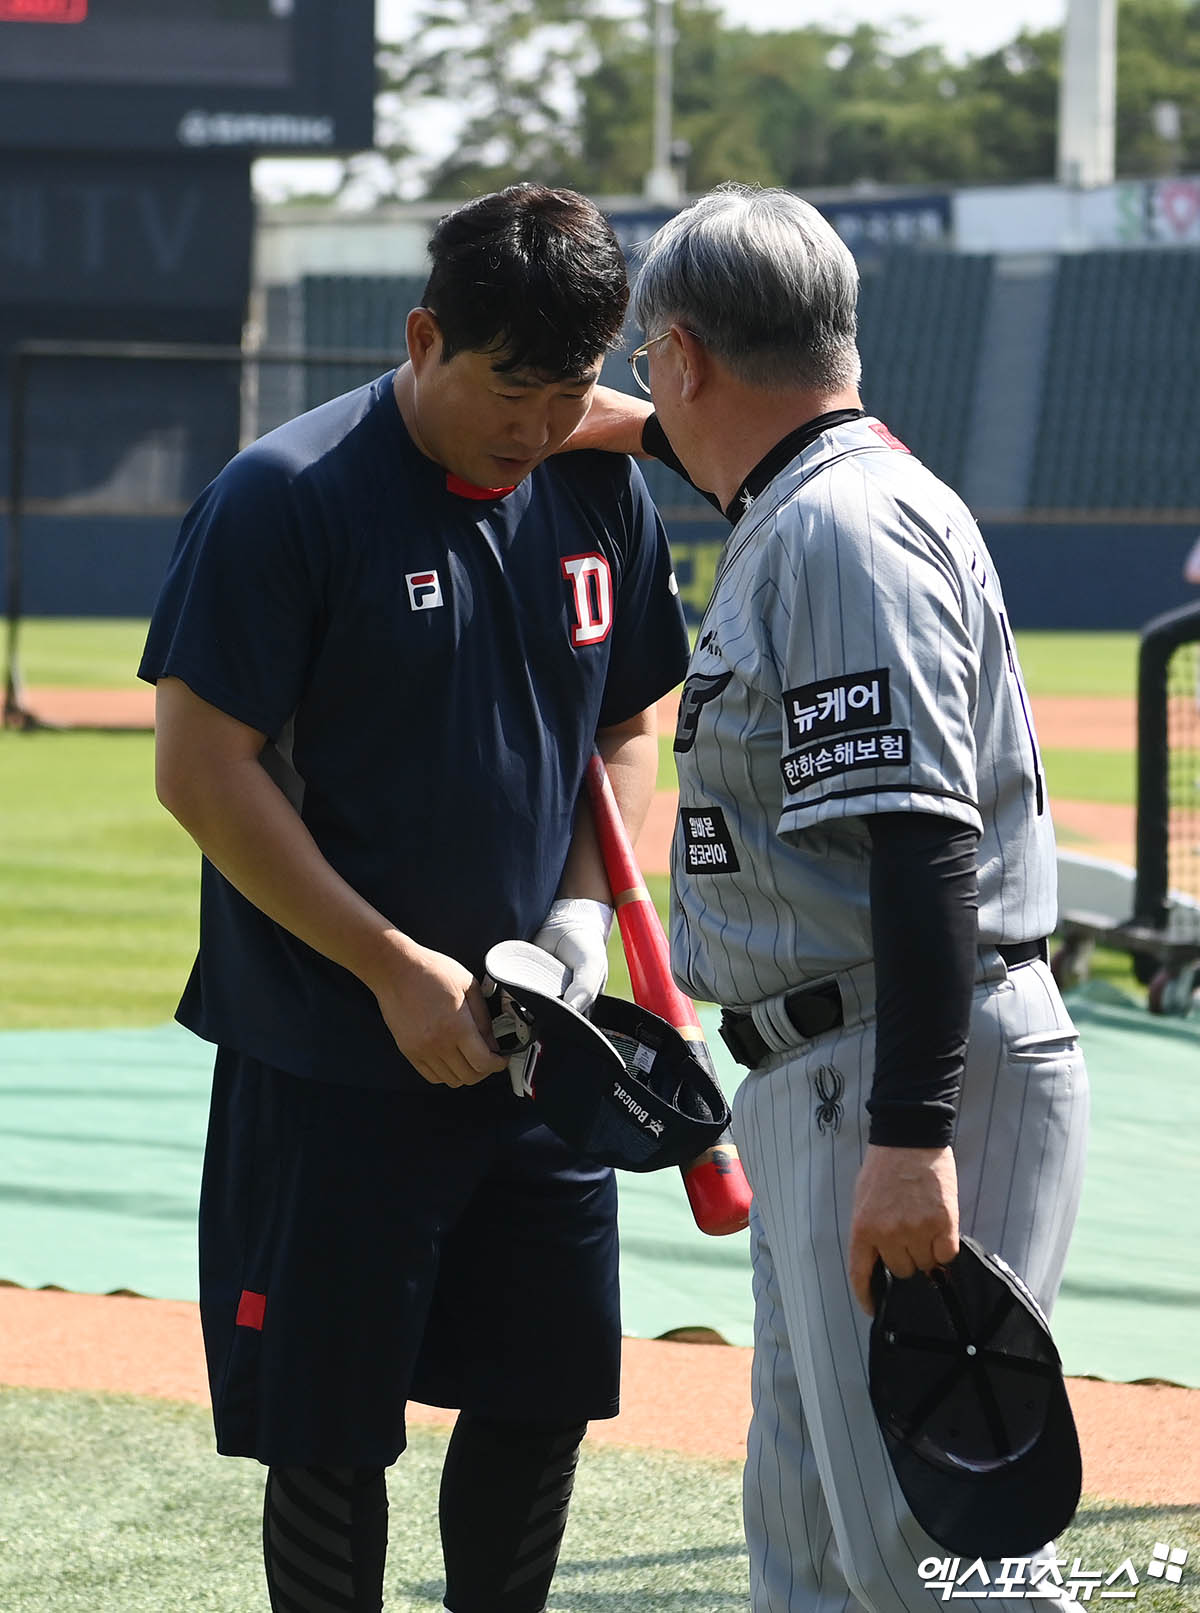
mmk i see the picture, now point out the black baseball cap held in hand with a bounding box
[484,940,730,1172]
[869,1237,1082,1560]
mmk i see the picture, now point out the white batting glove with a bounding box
[532,898,614,1013]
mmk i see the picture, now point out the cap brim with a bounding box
[485,939,572,1002]
[484,940,621,1074]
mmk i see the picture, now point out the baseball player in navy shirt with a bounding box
[584,185,1090,1611]
[140,185,689,1613]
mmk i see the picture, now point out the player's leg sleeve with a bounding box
[263,1465,388,1613]
[439,1412,587,1613]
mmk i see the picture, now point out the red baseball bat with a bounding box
[584,751,752,1236]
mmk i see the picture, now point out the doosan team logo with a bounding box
[561,553,612,646]
[406,570,443,611]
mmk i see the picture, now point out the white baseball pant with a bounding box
[732,952,1090,1613]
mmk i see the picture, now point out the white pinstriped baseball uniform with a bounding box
[670,417,1090,1613]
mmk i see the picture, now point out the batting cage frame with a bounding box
[1135,600,1200,930]
[1054,597,1200,1014]
[3,339,402,732]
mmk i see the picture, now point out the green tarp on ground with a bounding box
[1,985,1196,1385]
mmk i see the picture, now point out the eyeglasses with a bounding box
[627,330,675,395]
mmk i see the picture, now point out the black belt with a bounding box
[718,939,1049,1070]
[995,937,1049,970]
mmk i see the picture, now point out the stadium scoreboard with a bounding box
[0,0,376,153]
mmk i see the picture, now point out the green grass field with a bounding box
[1,622,1143,1028]
[1041,748,1136,806]
[1012,632,1140,697]
[1,1388,1195,1613]
[0,733,197,1027]
[9,621,1143,699]
[0,1389,751,1613]
[13,617,150,690]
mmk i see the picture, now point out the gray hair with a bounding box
[632,183,861,392]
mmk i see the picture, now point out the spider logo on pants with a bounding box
[811,1065,845,1134]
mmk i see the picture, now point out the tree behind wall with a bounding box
[356,0,1200,202]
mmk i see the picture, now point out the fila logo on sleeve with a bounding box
[561,553,612,646]
[406,570,443,611]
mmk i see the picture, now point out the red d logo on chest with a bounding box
[561,553,613,646]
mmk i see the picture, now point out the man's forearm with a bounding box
[561,385,654,457]
[597,719,659,846]
[161,752,409,994]
[555,714,659,904]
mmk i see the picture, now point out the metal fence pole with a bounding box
[3,346,30,729]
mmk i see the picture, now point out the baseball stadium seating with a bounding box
[1029,249,1200,513]
[299,273,425,410]
[5,239,1200,628]
[855,248,994,491]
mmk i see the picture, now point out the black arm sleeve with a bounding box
[640,413,724,514]
[865,812,980,1149]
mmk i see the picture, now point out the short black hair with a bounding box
[422,184,629,380]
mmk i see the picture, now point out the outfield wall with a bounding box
[3,513,1196,631]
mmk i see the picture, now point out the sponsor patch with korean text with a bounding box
[781,730,911,793]
[784,669,891,747]
[679,806,741,873]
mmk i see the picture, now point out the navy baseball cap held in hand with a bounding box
[484,940,730,1171]
[868,1237,1082,1560]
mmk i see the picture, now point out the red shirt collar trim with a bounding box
[446,472,516,501]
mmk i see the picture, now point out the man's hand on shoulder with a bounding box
[367,935,507,1088]
[559,385,653,457]
[847,1143,960,1315]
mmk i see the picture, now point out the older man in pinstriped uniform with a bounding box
[602,184,1090,1612]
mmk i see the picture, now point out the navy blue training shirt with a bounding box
[140,370,689,1089]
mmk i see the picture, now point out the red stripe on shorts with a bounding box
[236,1290,267,1330]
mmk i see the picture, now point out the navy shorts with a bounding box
[198,1049,621,1467]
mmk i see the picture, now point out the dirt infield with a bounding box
[18,685,155,729]
[0,1287,1195,1505]
[1032,696,1136,751]
[21,689,1133,747]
